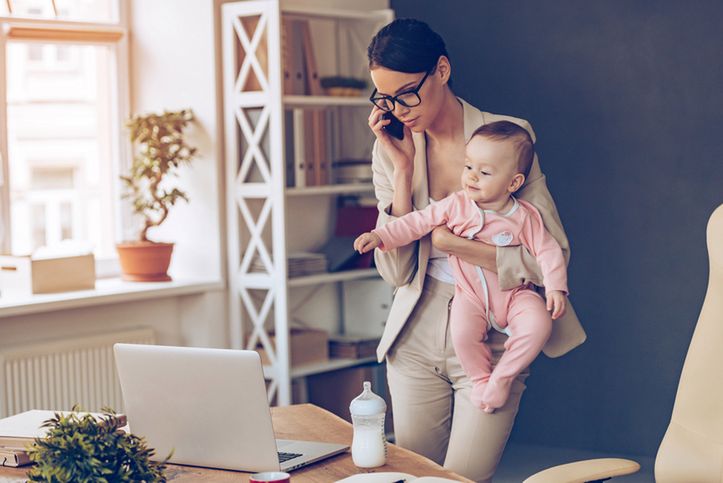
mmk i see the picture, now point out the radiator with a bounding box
[0,328,155,417]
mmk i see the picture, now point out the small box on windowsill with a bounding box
[0,254,96,298]
[256,328,329,367]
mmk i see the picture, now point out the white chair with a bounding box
[525,204,723,483]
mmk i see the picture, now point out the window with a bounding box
[0,0,128,270]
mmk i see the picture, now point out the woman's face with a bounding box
[369,59,449,133]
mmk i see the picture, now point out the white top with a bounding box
[425,198,456,284]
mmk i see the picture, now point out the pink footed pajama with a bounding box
[373,191,567,411]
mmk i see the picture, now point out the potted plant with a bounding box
[116,109,197,282]
[27,410,168,482]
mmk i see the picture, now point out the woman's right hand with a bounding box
[368,106,415,173]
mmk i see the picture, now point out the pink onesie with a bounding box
[373,191,568,410]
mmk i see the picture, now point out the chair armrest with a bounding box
[523,458,641,483]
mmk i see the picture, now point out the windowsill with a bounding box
[0,277,225,318]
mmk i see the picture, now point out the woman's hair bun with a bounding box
[368,18,450,75]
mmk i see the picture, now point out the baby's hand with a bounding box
[546,290,567,320]
[354,232,382,254]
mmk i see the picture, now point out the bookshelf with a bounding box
[285,182,373,197]
[222,2,394,405]
[283,95,370,107]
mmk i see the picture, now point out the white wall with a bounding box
[128,0,224,284]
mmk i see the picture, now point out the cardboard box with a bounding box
[328,334,380,359]
[307,364,393,434]
[307,365,375,423]
[0,254,95,297]
[256,328,329,367]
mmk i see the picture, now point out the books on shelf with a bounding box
[298,19,323,96]
[289,108,331,188]
[281,18,322,96]
[280,17,337,189]
[251,252,328,277]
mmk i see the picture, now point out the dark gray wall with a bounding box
[390,0,723,457]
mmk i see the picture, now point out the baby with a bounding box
[354,120,568,413]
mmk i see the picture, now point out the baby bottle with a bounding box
[349,381,387,468]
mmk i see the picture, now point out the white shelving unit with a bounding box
[283,95,370,107]
[222,1,393,405]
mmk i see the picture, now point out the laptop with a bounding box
[113,344,349,472]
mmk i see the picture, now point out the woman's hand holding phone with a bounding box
[368,106,415,174]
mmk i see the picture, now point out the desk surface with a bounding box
[0,404,471,482]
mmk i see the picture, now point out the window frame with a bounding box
[0,3,130,277]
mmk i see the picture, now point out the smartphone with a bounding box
[382,112,404,140]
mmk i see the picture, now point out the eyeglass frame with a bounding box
[369,69,432,112]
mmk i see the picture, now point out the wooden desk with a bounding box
[0,404,471,482]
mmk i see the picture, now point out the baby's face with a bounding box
[461,136,520,204]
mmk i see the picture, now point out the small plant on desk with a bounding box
[27,408,168,483]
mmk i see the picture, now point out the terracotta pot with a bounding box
[116,241,174,282]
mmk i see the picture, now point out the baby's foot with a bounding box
[480,378,513,411]
[470,381,488,410]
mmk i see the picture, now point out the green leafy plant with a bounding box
[27,409,168,483]
[122,109,197,242]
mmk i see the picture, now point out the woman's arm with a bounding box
[431,226,498,272]
[371,141,419,287]
[431,216,547,288]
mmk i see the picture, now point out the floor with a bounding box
[495,443,655,482]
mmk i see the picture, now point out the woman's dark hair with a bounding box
[367,18,451,84]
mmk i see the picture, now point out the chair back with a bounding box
[655,204,723,481]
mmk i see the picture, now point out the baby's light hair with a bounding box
[469,121,535,178]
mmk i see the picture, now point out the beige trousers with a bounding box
[386,276,529,483]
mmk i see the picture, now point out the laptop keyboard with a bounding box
[278,451,303,463]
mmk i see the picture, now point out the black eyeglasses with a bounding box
[369,70,431,112]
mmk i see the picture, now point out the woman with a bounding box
[367,19,586,482]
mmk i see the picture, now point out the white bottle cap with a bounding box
[349,381,387,416]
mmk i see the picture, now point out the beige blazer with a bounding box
[372,98,587,362]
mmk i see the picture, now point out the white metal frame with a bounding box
[223,1,393,405]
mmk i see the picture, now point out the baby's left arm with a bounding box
[518,203,568,295]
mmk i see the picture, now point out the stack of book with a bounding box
[0,410,127,468]
[287,252,327,277]
[250,252,328,277]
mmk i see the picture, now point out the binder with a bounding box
[281,19,293,94]
[299,20,323,95]
[286,20,308,95]
[312,110,324,186]
[303,110,317,185]
[317,110,331,185]
[292,109,307,187]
